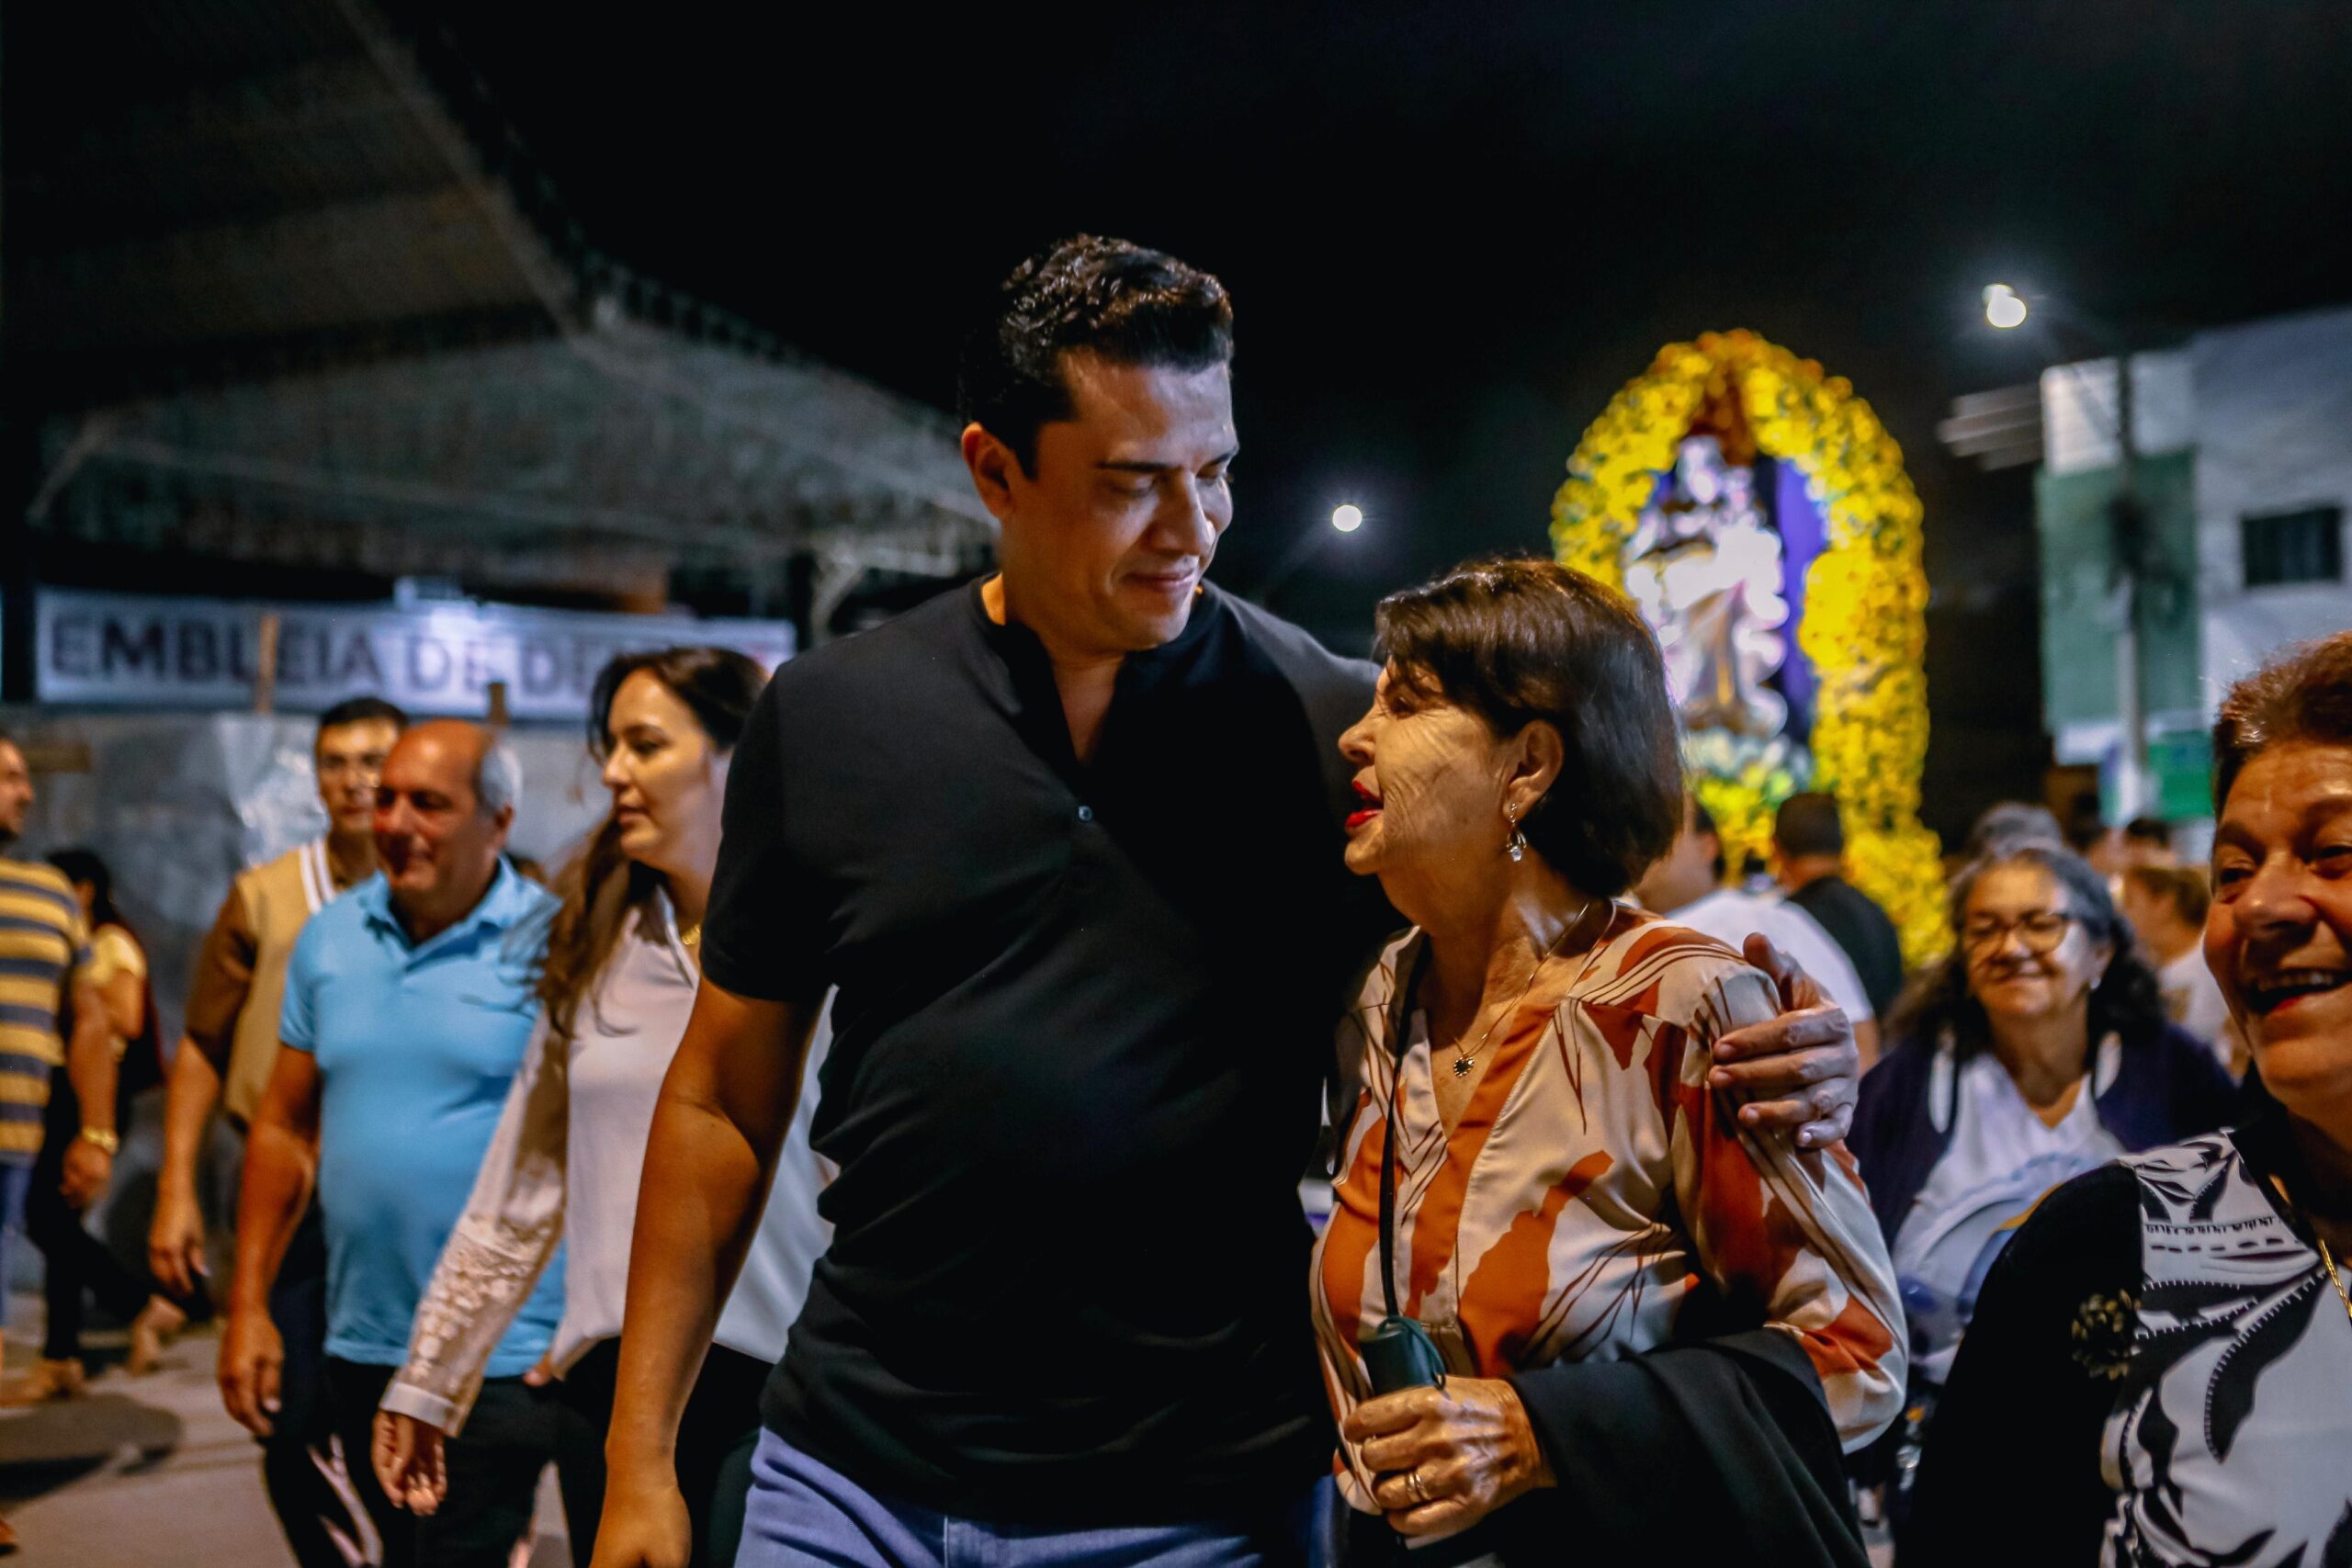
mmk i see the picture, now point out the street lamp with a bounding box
[1257,502,1369,604]
[1977,283,2157,818]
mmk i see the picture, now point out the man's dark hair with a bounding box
[1689,795,1727,882]
[2214,630,2352,810]
[2121,816,2172,850]
[957,235,1234,474]
[1775,791,1845,860]
[316,696,407,739]
[1374,558,1682,898]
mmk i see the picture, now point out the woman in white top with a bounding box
[1847,840,2236,1538]
[372,647,831,1568]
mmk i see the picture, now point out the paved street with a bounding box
[0,1297,566,1567]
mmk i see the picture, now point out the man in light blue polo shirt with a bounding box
[222,719,564,1568]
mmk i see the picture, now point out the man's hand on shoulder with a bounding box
[1709,933,1860,1149]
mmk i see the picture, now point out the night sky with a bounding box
[427,4,2352,834]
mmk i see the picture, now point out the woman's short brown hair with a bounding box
[2214,630,2352,811]
[1373,557,1682,897]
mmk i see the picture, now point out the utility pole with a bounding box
[1975,285,2158,820]
[2109,351,2153,820]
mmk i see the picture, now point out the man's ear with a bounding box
[1508,721,1567,818]
[961,423,1023,525]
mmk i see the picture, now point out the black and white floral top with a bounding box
[1904,1084,2352,1567]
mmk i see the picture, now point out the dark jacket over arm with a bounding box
[1900,1165,2140,1566]
[1491,1329,1870,1567]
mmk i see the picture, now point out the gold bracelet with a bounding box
[76,1126,119,1155]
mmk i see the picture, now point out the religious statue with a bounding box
[1622,434,1792,741]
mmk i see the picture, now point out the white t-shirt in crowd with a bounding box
[1891,1044,2126,1382]
[2158,946,2240,1068]
[1664,887,1877,1024]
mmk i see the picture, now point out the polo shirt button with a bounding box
[1076,805,1094,823]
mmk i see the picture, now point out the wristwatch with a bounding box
[76,1126,119,1155]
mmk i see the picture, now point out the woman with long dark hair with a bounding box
[1847,840,2236,1536]
[370,647,831,1567]
[2,848,181,1403]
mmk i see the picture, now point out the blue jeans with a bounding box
[735,1428,1327,1568]
[0,1158,31,1331]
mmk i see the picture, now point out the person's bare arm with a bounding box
[96,964,144,1043]
[592,979,820,1568]
[60,976,120,1206]
[156,890,261,1293]
[151,1040,225,1296]
[220,1047,322,1437]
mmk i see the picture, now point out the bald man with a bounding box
[221,722,566,1568]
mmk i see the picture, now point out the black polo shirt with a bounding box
[1786,874,1906,1020]
[703,580,1391,1524]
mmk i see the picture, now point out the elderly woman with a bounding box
[1847,840,2233,1527]
[1310,558,1905,1566]
[1904,634,2352,1565]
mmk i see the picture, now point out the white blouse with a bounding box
[381,891,833,1432]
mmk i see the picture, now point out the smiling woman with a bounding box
[1315,557,1903,1565]
[1901,631,2352,1567]
[1845,840,2233,1537]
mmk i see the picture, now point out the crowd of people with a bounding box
[0,235,2342,1567]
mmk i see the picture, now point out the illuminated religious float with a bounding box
[1551,330,1947,963]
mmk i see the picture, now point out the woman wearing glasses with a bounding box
[1905,633,2352,1565]
[1846,840,2233,1535]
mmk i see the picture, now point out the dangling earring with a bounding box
[1505,802,1528,863]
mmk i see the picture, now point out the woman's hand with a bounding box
[148,1182,209,1300]
[372,1410,449,1515]
[61,1135,114,1208]
[1711,933,1861,1148]
[1344,1377,1555,1538]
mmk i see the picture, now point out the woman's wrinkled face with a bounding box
[1962,862,2110,1025]
[1336,665,1512,894]
[600,671,729,880]
[2207,742,2352,1112]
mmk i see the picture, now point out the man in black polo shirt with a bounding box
[593,238,1865,1568]
[1773,792,1906,1032]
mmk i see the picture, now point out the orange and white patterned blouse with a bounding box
[1310,913,1905,1510]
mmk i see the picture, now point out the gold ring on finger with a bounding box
[1407,1470,1430,1504]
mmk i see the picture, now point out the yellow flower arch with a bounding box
[1550,330,1948,965]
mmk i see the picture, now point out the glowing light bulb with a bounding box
[1331,503,1364,533]
[1984,284,2029,330]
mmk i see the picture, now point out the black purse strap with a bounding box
[1378,1100,1403,1322]
[1375,937,1430,1324]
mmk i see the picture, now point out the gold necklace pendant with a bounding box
[1442,900,1597,1082]
[2321,1237,2352,1327]
[2270,1175,2352,1327]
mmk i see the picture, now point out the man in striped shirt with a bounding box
[0,727,121,1556]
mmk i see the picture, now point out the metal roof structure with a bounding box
[6,0,993,624]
